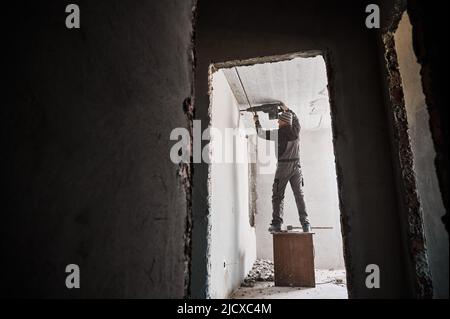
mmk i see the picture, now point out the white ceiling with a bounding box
[221,56,331,131]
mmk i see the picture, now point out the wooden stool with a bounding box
[273,232,315,287]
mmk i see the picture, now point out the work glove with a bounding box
[280,102,289,112]
[253,114,261,128]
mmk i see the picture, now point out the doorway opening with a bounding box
[207,52,348,299]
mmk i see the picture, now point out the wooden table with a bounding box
[273,232,315,287]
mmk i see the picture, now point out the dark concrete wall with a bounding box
[394,13,448,299]
[406,0,449,298]
[376,0,433,298]
[407,1,449,232]
[192,0,415,298]
[3,0,194,298]
[377,0,448,298]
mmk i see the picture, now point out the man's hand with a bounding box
[253,114,261,128]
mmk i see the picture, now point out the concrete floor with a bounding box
[230,269,348,299]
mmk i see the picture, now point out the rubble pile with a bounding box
[241,259,274,287]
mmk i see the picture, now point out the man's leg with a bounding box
[271,167,290,229]
[290,163,309,228]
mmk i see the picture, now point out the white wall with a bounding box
[208,70,256,298]
[255,124,345,270]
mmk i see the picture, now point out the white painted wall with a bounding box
[254,120,345,270]
[208,70,256,298]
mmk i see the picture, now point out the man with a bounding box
[253,105,310,233]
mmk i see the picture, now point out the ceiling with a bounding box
[221,56,331,131]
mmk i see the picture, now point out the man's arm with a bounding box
[285,109,300,140]
[290,110,300,137]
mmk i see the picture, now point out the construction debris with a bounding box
[241,259,274,287]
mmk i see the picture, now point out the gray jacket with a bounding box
[255,110,300,162]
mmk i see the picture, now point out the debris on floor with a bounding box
[232,269,347,299]
[316,269,347,286]
[241,259,274,287]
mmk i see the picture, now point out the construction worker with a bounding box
[253,105,310,233]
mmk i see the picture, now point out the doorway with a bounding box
[207,52,348,298]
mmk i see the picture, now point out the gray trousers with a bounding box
[272,161,309,226]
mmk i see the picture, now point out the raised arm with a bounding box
[289,110,300,138]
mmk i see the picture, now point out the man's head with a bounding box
[278,112,292,128]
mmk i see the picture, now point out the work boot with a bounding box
[268,224,281,233]
[302,223,311,233]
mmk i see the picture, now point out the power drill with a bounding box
[245,103,283,120]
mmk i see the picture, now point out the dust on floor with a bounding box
[230,269,348,299]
